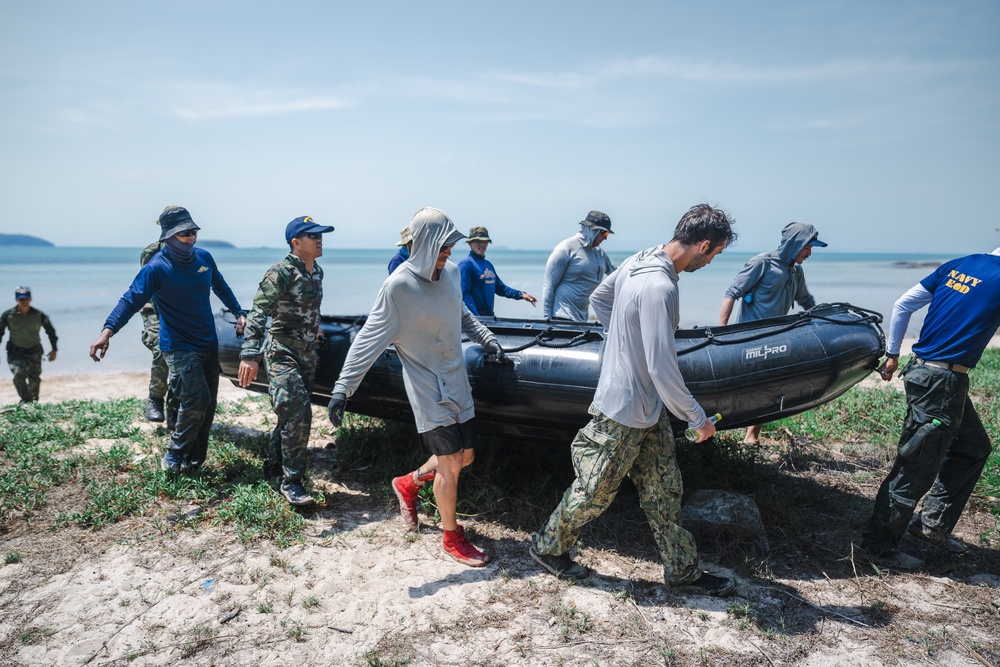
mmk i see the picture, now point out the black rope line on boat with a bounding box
[502,328,603,353]
[677,303,883,356]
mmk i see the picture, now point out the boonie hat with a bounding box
[158,206,200,241]
[15,287,31,299]
[583,210,613,233]
[467,226,492,243]
[285,215,335,244]
[396,226,412,246]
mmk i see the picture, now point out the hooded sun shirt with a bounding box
[333,207,498,433]
[724,222,819,323]
[542,223,616,320]
[589,245,707,430]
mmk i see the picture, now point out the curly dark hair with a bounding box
[671,204,737,251]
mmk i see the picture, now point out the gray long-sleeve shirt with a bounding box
[542,225,616,321]
[590,246,707,430]
[724,222,818,323]
[333,208,497,433]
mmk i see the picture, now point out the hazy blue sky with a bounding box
[1,1,998,253]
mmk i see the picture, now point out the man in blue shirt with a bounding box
[387,226,411,274]
[458,226,536,317]
[89,206,246,474]
[861,248,1000,570]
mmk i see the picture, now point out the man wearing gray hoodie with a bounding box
[327,207,504,567]
[530,204,738,597]
[718,222,827,444]
[542,211,617,321]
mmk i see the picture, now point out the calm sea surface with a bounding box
[0,246,954,375]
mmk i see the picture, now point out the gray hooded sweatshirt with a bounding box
[332,207,498,433]
[724,222,819,323]
[542,224,616,321]
[589,246,708,430]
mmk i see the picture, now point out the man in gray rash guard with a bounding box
[718,221,826,444]
[327,207,504,567]
[541,211,616,321]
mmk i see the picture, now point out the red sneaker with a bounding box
[443,525,490,567]
[392,473,420,529]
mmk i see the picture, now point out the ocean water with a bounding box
[0,245,953,375]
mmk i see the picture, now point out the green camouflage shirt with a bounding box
[240,253,324,359]
[1,306,58,351]
[139,241,164,316]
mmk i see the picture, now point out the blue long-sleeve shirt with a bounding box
[458,252,522,316]
[103,247,244,352]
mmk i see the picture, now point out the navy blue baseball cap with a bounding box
[15,286,30,299]
[285,216,335,243]
[809,235,828,247]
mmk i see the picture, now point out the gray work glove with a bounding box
[483,339,507,363]
[328,392,347,427]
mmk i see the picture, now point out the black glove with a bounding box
[328,392,347,427]
[484,339,507,363]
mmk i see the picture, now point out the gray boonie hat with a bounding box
[467,226,492,243]
[158,206,200,241]
[583,210,613,233]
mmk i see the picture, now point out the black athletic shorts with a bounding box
[419,420,475,456]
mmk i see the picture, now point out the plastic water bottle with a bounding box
[685,413,722,442]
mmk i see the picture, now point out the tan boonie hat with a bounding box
[396,226,412,246]
[466,226,492,243]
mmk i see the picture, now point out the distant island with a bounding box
[893,261,942,269]
[197,240,236,249]
[0,233,54,246]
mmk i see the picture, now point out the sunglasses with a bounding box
[176,230,198,238]
[299,232,323,240]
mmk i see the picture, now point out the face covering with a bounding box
[163,236,195,266]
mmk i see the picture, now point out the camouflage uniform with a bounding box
[0,306,58,403]
[139,242,170,401]
[241,253,324,483]
[531,405,700,586]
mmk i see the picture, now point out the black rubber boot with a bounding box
[146,396,165,422]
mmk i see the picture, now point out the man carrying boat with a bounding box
[459,226,537,317]
[327,207,504,567]
[541,211,616,321]
[530,204,738,597]
[89,206,246,474]
[238,216,334,506]
[0,287,58,403]
[860,247,1000,570]
[718,222,826,444]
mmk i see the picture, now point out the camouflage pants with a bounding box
[532,405,700,586]
[140,311,169,400]
[163,348,220,470]
[6,344,42,403]
[265,340,316,483]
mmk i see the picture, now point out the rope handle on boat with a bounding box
[678,303,884,356]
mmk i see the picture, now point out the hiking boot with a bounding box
[280,480,315,506]
[907,521,968,554]
[443,525,489,567]
[868,548,924,571]
[529,546,590,581]
[673,572,736,598]
[392,473,421,529]
[160,455,181,475]
[146,397,165,422]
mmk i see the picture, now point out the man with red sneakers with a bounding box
[327,207,504,567]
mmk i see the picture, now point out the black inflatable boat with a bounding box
[216,302,885,442]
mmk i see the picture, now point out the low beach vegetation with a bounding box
[1,349,997,545]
